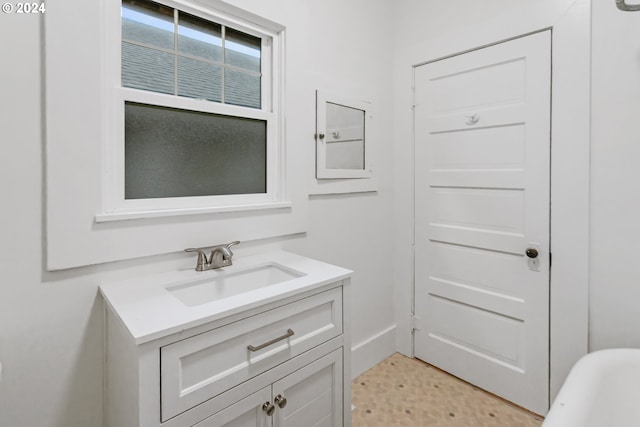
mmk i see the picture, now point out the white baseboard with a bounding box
[350,325,397,379]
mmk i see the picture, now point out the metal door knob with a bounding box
[274,394,287,408]
[525,248,539,259]
[262,402,275,416]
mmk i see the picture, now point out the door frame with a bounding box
[393,0,590,405]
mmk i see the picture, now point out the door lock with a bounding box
[526,245,541,271]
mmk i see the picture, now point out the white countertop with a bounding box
[99,251,352,344]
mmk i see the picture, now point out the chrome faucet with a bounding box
[185,241,240,271]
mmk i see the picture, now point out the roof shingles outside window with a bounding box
[122,6,261,108]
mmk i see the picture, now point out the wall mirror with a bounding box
[315,90,373,179]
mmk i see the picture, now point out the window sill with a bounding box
[94,201,293,223]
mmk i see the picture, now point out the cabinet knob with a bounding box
[262,402,275,416]
[274,394,288,408]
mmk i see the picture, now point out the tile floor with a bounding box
[351,353,544,427]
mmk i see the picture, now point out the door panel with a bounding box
[428,242,526,299]
[430,188,525,233]
[414,31,551,414]
[426,58,526,116]
[426,294,525,366]
[429,125,525,170]
[273,349,343,427]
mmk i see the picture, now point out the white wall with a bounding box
[589,1,640,350]
[392,0,541,43]
[0,1,395,426]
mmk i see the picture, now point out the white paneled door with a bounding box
[413,31,551,415]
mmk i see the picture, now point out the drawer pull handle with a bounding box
[248,329,295,352]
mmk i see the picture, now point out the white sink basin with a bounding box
[100,251,352,344]
[166,263,305,307]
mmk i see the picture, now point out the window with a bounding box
[99,0,286,221]
[124,102,267,200]
[121,0,262,108]
[45,0,304,269]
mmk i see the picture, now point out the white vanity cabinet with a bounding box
[101,251,352,427]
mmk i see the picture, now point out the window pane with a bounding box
[124,102,267,199]
[122,42,175,94]
[224,28,261,72]
[224,69,260,108]
[178,57,222,101]
[122,0,174,50]
[178,12,222,62]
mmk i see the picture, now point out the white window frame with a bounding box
[97,0,287,222]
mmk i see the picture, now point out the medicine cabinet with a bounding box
[315,90,373,180]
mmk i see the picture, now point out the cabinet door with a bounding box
[192,386,271,427]
[272,349,343,427]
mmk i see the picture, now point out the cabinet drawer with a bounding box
[160,287,343,421]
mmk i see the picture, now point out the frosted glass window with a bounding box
[115,0,278,210]
[124,102,267,199]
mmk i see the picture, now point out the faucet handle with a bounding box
[224,241,240,257]
[185,248,208,271]
[225,241,240,252]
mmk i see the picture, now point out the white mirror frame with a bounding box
[315,90,373,179]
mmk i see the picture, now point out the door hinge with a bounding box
[410,314,421,332]
[549,252,552,267]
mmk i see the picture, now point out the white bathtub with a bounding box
[543,349,640,427]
